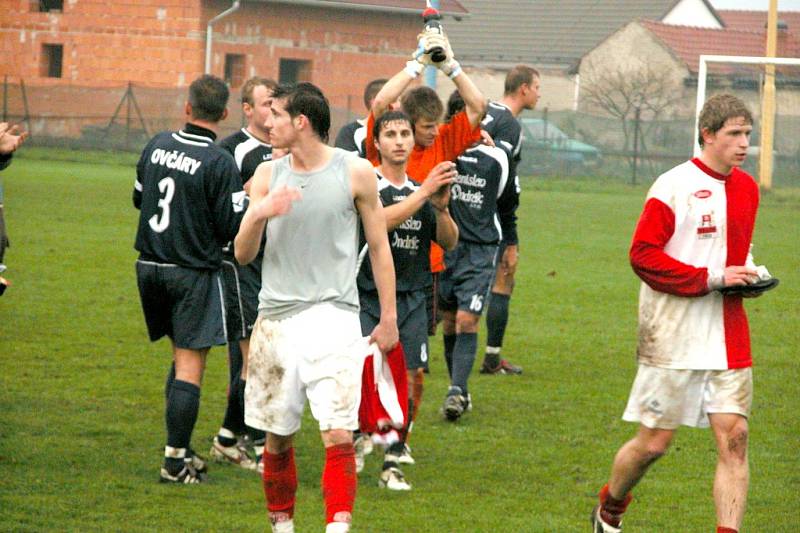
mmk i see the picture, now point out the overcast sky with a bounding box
[711,0,800,10]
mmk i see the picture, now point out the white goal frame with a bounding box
[693,54,800,157]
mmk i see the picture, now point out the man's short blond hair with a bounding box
[698,93,753,147]
[241,77,278,106]
[504,65,540,95]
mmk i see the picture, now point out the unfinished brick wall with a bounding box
[0,0,205,87]
[0,0,425,145]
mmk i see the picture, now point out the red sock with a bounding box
[717,528,737,533]
[598,483,633,527]
[263,448,297,523]
[322,442,357,525]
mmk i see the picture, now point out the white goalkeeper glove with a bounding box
[435,34,461,79]
[405,32,439,78]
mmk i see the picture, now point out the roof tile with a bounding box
[640,19,800,75]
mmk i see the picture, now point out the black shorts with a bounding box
[136,259,227,350]
[221,256,260,342]
[359,290,429,371]
[438,241,498,316]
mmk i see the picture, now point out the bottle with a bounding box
[422,7,447,63]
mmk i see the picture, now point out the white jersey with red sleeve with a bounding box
[630,158,759,370]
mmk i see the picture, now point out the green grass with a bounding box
[1,156,798,532]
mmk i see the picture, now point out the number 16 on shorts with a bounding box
[469,294,484,313]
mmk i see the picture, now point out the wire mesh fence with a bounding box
[519,66,800,188]
[1,77,358,154]
[3,76,799,188]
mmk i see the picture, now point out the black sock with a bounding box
[239,377,266,456]
[247,426,266,458]
[443,333,456,378]
[450,332,478,395]
[485,292,510,366]
[383,441,405,470]
[220,371,244,441]
[228,341,243,384]
[165,380,201,471]
[164,362,176,402]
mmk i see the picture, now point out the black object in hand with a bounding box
[718,277,780,296]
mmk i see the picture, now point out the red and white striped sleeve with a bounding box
[629,197,710,297]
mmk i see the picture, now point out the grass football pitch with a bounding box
[1,151,798,532]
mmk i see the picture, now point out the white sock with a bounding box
[271,519,294,533]
[325,521,350,533]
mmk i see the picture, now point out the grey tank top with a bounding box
[258,148,360,320]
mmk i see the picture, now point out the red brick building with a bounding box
[0,0,467,140]
[0,0,468,102]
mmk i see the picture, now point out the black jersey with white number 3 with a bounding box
[133,124,245,269]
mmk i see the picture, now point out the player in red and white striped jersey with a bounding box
[591,94,763,533]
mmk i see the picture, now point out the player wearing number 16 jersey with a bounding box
[133,74,245,484]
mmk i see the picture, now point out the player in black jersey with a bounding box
[211,77,277,473]
[334,79,387,157]
[479,66,540,375]
[438,91,519,421]
[133,75,245,484]
[357,110,458,489]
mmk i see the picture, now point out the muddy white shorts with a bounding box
[244,303,366,435]
[622,364,753,429]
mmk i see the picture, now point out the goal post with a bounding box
[694,54,800,188]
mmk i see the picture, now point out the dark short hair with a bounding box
[504,65,539,95]
[188,75,229,122]
[241,77,278,105]
[445,90,465,123]
[364,78,388,110]
[698,93,753,147]
[373,110,414,141]
[271,82,331,142]
[400,86,443,125]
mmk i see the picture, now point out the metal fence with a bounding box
[1,77,357,153]
[3,76,799,188]
[519,105,800,188]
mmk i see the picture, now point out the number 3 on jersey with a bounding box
[149,177,175,233]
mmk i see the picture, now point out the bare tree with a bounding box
[581,61,684,181]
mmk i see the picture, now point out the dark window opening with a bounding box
[279,59,312,85]
[40,44,63,78]
[224,54,245,88]
[38,0,64,12]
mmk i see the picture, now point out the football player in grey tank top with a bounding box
[257,148,361,320]
[234,83,397,533]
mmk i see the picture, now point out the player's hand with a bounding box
[722,265,759,287]
[480,130,495,147]
[406,33,438,77]
[369,318,399,354]
[501,244,519,276]
[433,32,461,78]
[419,30,447,61]
[422,161,457,204]
[252,185,301,220]
[0,123,28,155]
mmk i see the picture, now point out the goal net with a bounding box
[694,54,800,188]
